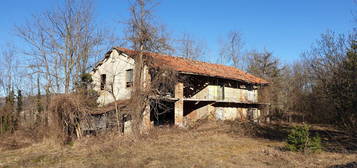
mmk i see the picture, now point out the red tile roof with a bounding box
[111,47,269,85]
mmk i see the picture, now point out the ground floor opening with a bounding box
[150,101,175,126]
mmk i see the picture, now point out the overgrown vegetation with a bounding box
[124,0,175,135]
[48,73,98,144]
[245,31,357,134]
[0,0,355,164]
[48,93,97,144]
[1,121,356,168]
[0,89,18,134]
[299,32,357,133]
[286,124,322,153]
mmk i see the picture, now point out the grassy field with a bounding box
[0,121,356,168]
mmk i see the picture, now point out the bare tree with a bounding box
[176,33,206,60]
[0,45,22,133]
[0,70,3,97]
[124,0,173,135]
[0,46,18,97]
[282,62,309,121]
[301,30,357,132]
[16,0,107,93]
[219,31,246,70]
[0,53,3,97]
[102,64,127,133]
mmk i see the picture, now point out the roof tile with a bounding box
[113,47,269,84]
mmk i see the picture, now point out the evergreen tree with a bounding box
[6,88,15,106]
[14,89,23,129]
[247,50,286,118]
[36,76,43,124]
[327,41,357,132]
[1,88,16,133]
[16,89,23,113]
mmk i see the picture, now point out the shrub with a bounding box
[286,124,321,153]
[49,93,97,144]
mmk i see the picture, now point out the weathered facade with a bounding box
[90,47,269,130]
[91,49,135,105]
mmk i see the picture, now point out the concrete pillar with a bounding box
[174,82,184,127]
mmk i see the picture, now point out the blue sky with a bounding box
[0,0,355,64]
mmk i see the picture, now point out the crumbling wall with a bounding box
[215,107,239,120]
[214,107,260,121]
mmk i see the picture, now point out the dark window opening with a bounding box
[150,101,174,126]
[100,74,106,90]
[247,108,257,120]
[126,69,133,87]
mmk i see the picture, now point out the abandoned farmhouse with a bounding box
[89,47,269,132]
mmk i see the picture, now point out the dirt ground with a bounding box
[0,121,356,168]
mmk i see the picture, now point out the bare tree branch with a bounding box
[219,31,246,70]
[175,33,206,60]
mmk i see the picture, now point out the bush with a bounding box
[49,93,97,144]
[286,124,321,153]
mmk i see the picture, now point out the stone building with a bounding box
[90,47,269,131]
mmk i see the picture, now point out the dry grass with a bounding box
[0,121,356,168]
[0,125,46,151]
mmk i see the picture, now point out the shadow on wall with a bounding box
[183,101,212,116]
